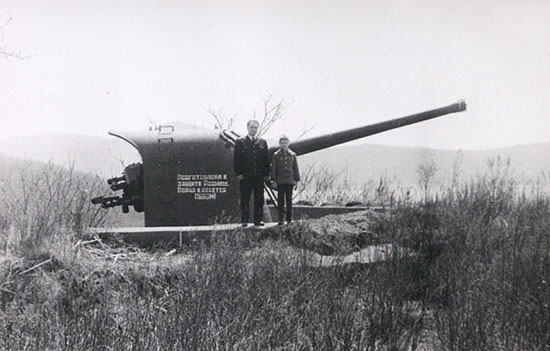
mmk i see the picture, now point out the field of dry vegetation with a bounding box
[1,157,549,350]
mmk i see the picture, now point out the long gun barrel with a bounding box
[286,101,466,156]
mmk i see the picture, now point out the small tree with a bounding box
[208,93,287,137]
[208,107,237,131]
[207,93,316,143]
[253,93,285,137]
[417,159,438,201]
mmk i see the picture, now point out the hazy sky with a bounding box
[0,0,549,150]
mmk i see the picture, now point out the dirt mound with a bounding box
[262,210,385,255]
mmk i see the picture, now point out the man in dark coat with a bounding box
[233,120,270,226]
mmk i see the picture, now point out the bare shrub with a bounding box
[297,164,404,208]
[0,160,110,257]
[373,157,550,350]
[417,159,438,201]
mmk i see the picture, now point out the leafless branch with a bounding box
[207,107,237,130]
[256,93,286,137]
[292,162,317,200]
[0,17,31,59]
[147,118,159,131]
[107,148,127,169]
[295,123,315,140]
[18,258,52,276]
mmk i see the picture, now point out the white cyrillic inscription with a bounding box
[177,173,229,200]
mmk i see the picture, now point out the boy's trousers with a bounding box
[277,184,293,222]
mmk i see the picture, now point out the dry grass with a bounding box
[0,157,549,350]
[0,234,425,350]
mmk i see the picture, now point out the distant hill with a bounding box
[0,153,145,227]
[1,132,549,186]
[0,133,141,177]
[300,142,550,186]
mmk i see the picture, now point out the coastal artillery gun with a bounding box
[92,101,466,228]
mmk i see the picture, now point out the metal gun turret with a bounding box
[92,100,466,226]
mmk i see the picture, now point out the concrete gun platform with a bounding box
[89,222,281,247]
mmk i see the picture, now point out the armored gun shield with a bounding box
[107,126,241,226]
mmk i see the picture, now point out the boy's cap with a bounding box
[279,135,290,143]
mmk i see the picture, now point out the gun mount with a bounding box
[92,101,466,226]
[91,163,144,213]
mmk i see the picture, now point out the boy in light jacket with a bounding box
[271,135,300,224]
